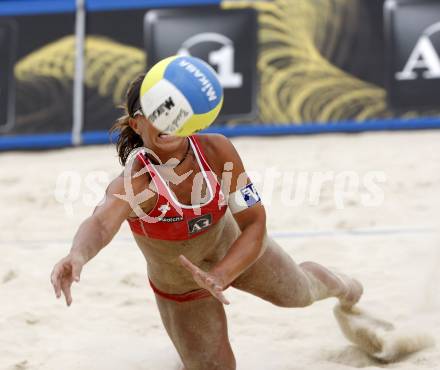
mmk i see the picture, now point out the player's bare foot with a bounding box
[337,275,363,309]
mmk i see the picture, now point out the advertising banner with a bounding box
[223,0,440,124]
[0,0,440,150]
[385,0,440,110]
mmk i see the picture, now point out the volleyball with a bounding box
[139,55,224,137]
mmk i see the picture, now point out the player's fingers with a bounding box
[71,260,83,283]
[206,276,223,290]
[51,265,63,298]
[61,279,73,306]
[205,276,218,290]
[178,255,201,275]
[192,271,211,290]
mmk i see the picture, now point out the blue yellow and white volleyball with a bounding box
[139,55,224,137]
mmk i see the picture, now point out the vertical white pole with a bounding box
[72,0,86,146]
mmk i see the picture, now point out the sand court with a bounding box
[1,131,439,370]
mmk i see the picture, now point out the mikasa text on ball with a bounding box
[140,55,224,137]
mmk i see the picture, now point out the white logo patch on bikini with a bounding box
[158,203,171,214]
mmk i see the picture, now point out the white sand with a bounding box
[1,131,439,370]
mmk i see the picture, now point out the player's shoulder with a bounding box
[107,159,150,197]
[193,133,242,175]
[194,133,235,158]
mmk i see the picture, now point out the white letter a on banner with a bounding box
[395,36,440,80]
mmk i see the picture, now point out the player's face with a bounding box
[132,114,186,154]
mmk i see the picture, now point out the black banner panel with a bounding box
[0,13,75,136]
[0,20,17,134]
[144,7,258,122]
[83,9,147,132]
[385,0,440,110]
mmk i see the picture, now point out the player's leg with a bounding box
[155,294,236,370]
[232,237,363,309]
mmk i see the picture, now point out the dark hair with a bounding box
[110,73,145,166]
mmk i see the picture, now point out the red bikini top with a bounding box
[127,135,227,241]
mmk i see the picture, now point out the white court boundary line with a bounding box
[0,226,436,246]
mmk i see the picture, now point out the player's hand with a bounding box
[179,255,230,305]
[50,254,84,306]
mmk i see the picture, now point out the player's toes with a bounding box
[340,278,363,309]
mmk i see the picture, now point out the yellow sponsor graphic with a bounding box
[15,36,146,107]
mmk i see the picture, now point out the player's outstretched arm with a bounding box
[50,171,151,306]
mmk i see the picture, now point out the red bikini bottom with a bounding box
[149,279,212,303]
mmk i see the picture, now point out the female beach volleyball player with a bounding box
[51,74,363,370]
